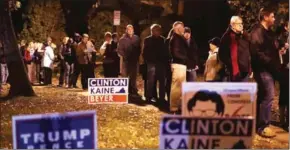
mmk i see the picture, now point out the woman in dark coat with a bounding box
[100,32,120,77]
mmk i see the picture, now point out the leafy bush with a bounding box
[19,0,66,45]
[228,0,289,32]
[88,11,132,50]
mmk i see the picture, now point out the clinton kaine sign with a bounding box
[88,78,129,104]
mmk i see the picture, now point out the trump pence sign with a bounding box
[12,111,97,149]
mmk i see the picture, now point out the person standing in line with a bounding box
[117,25,141,97]
[58,37,70,87]
[183,27,199,82]
[71,33,82,88]
[87,38,97,79]
[278,21,289,131]
[0,41,9,86]
[143,24,169,104]
[204,37,222,82]
[100,32,120,77]
[165,28,174,103]
[219,16,251,82]
[250,7,280,138]
[42,45,55,85]
[61,37,75,88]
[33,42,44,84]
[169,21,188,114]
[76,34,92,90]
[24,42,36,84]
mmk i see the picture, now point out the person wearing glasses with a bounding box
[218,16,251,82]
[187,90,225,117]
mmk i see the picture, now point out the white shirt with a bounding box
[42,46,55,69]
[99,40,112,55]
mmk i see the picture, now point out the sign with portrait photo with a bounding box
[182,82,257,118]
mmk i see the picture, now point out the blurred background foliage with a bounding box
[88,11,132,49]
[228,0,289,32]
[11,0,289,50]
[19,0,66,45]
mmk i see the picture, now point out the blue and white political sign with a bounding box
[88,78,129,104]
[160,116,254,149]
[182,83,257,118]
[12,111,97,149]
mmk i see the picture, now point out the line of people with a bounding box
[19,34,97,90]
[105,8,288,138]
[0,7,288,138]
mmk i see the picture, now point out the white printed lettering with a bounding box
[80,129,91,139]
[63,130,77,140]
[48,131,59,142]
[20,134,31,144]
[65,142,72,149]
[33,132,44,143]
[77,141,84,148]
[165,119,180,134]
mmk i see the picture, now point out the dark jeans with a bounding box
[64,62,74,86]
[43,67,52,85]
[254,71,275,130]
[58,60,65,85]
[166,63,172,101]
[72,62,80,87]
[279,68,289,106]
[121,61,138,94]
[186,70,197,82]
[140,64,157,98]
[80,64,92,89]
[35,63,41,83]
[146,63,166,100]
[103,62,119,77]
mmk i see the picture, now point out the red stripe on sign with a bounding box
[88,95,127,104]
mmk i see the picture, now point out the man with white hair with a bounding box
[218,16,251,82]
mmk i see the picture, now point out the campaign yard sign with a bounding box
[12,111,97,149]
[182,83,257,118]
[160,116,254,149]
[88,78,129,104]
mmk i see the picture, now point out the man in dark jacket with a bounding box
[117,25,141,97]
[143,24,169,103]
[250,8,280,138]
[183,27,199,81]
[169,21,188,114]
[219,16,251,82]
[71,33,82,88]
[278,21,289,130]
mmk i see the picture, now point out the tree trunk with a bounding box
[0,0,35,98]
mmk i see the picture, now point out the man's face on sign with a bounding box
[189,100,219,117]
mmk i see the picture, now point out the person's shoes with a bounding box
[73,85,79,89]
[157,99,168,106]
[57,85,63,87]
[257,127,276,138]
[280,123,289,132]
[170,109,181,115]
[146,97,157,104]
[130,93,141,98]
